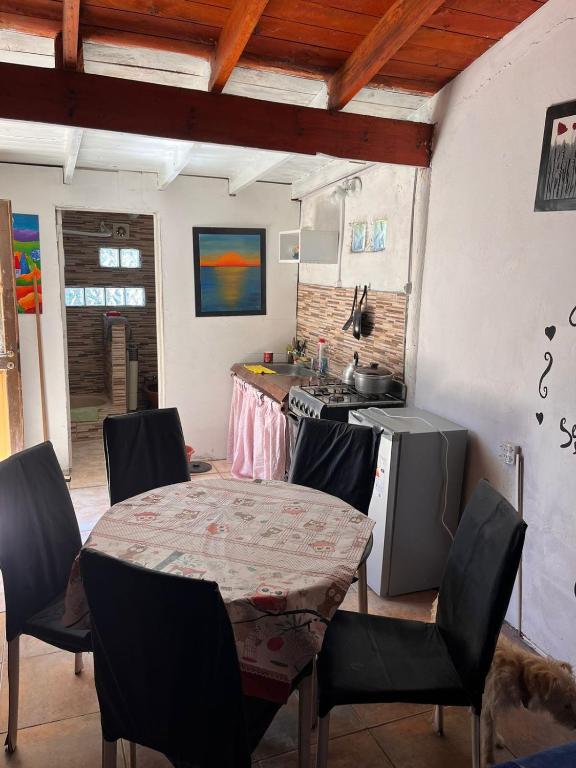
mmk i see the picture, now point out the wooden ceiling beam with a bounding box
[62,0,82,70]
[209,0,270,92]
[63,127,83,184]
[0,63,433,167]
[157,144,196,190]
[327,0,447,111]
[228,152,291,195]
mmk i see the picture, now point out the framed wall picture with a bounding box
[372,219,388,251]
[12,213,42,314]
[193,227,266,317]
[535,99,576,211]
[351,222,367,253]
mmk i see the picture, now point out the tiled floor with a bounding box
[1,466,573,767]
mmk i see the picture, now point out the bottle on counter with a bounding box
[317,337,329,375]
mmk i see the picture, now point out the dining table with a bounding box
[64,476,374,704]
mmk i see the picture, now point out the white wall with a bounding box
[299,164,416,292]
[414,0,576,663]
[0,165,299,469]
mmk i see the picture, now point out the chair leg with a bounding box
[75,652,84,675]
[433,705,444,735]
[315,713,330,768]
[102,737,117,768]
[471,710,481,768]
[298,673,313,768]
[6,637,20,753]
[129,741,137,768]
[357,561,368,614]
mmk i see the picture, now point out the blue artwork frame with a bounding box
[193,227,267,317]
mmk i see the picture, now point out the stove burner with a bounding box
[313,387,329,396]
[329,394,345,403]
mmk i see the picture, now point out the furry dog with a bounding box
[430,597,576,766]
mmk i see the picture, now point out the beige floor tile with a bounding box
[121,742,172,767]
[212,459,232,473]
[496,705,576,759]
[353,702,433,729]
[0,651,99,731]
[259,729,393,768]
[371,708,515,768]
[0,713,123,768]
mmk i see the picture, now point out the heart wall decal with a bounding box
[545,325,556,341]
[536,412,544,425]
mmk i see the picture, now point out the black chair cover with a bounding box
[103,407,190,505]
[0,442,90,650]
[288,418,381,514]
[80,549,252,768]
[436,479,527,711]
[317,480,526,717]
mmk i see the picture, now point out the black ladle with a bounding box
[342,285,358,331]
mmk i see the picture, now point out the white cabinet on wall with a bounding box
[278,229,338,264]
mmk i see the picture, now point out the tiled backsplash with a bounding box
[296,283,406,379]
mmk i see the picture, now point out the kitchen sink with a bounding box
[260,363,313,376]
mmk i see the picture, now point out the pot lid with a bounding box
[355,362,392,377]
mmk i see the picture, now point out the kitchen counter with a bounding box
[231,363,331,405]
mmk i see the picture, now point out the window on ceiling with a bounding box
[65,286,146,307]
[99,247,142,268]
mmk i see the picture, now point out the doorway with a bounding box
[60,210,159,488]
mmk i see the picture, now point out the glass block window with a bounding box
[125,287,146,306]
[65,287,85,306]
[105,287,125,306]
[99,248,120,267]
[120,248,141,268]
[85,287,106,306]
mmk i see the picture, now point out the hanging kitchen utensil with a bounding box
[353,285,367,340]
[361,286,375,337]
[342,285,358,331]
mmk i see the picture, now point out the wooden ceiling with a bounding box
[1,0,549,106]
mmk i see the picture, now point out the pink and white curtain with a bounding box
[227,376,287,481]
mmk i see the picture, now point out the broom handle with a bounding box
[32,273,48,441]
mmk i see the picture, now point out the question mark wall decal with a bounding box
[538,351,553,399]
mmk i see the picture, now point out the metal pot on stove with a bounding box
[353,362,393,395]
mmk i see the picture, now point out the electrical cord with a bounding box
[378,412,453,542]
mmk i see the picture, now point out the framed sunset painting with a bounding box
[193,228,266,317]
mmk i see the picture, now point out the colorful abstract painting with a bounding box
[193,228,266,317]
[535,100,576,211]
[372,219,388,251]
[12,213,41,314]
[351,222,367,253]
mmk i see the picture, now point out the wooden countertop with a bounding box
[231,363,332,404]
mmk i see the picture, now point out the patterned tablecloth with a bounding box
[64,477,374,703]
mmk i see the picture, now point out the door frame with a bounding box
[0,199,24,457]
[55,205,165,463]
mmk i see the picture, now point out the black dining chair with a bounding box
[0,442,92,753]
[80,548,282,768]
[103,407,190,505]
[313,480,526,768]
[288,417,381,613]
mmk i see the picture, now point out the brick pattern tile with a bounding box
[296,284,407,379]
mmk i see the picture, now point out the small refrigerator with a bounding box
[349,407,467,597]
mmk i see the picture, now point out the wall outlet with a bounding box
[499,442,520,465]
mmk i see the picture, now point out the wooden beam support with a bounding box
[0,63,433,167]
[228,152,290,195]
[157,143,195,190]
[328,0,446,111]
[62,0,81,70]
[209,0,270,93]
[63,127,83,184]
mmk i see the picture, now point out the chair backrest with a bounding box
[103,407,190,505]
[288,417,381,514]
[0,442,82,641]
[436,480,527,710]
[80,549,251,768]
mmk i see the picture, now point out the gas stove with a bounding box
[288,380,406,421]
